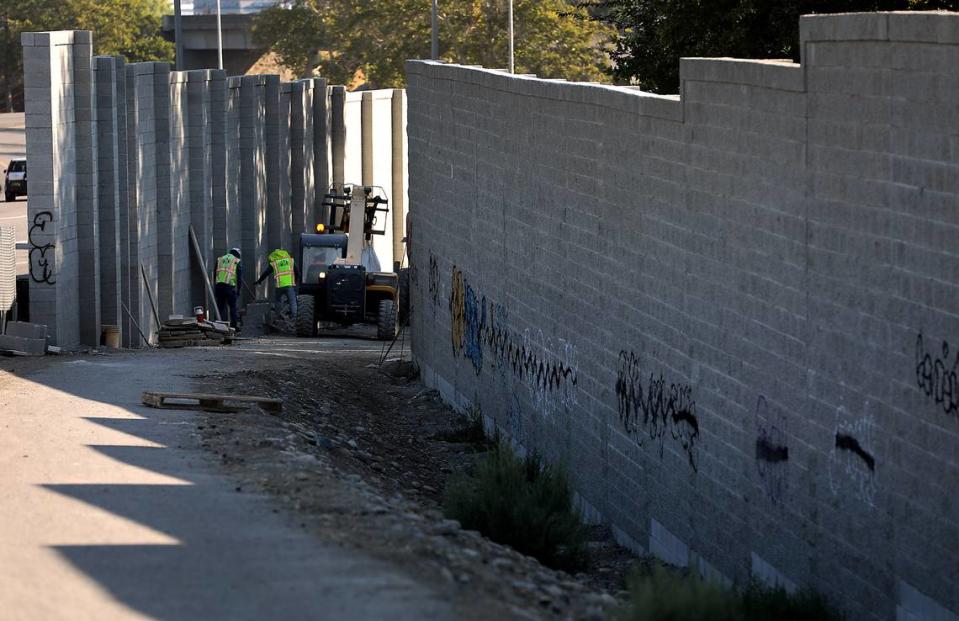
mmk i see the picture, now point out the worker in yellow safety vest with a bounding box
[255,248,301,320]
[213,248,243,329]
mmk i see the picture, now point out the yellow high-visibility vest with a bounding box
[269,250,295,288]
[215,254,240,286]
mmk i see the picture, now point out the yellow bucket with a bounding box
[102,324,120,349]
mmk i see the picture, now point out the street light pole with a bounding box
[508,0,514,73]
[216,0,224,70]
[173,0,184,70]
[431,0,439,60]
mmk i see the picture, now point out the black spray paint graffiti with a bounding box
[754,396,789,504]
[615,350,700,472]
[428,252,439,306]
[915,332,958,417]
[834,433,875,472]
[28,211,56,284]
[828,405,878,506]
[448,266,578,415]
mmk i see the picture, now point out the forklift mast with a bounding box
[321,185,390,243]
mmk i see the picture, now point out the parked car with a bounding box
[4,158,26,201]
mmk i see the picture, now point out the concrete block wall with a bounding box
[311,78,329,225]
[167,70,190,319]
[406,11,959,621]
[187,70,214,308]
[239,75,268,299]
[94,56,121,334]
[73,34,99,346]
[25,30,409,345]
[290,79,315,258]
[22,31,84,348]
[223,76,242,258]
[278,81,292,253]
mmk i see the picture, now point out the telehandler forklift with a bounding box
[293,185,399,340]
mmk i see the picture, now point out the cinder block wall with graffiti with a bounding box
[405,12,958,621]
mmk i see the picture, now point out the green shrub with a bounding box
[740,582,844,621]
[615,568,740,621]
[615,568,845,621]
[443,443,588,571]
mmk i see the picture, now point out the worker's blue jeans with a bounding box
[275,286,298,319]
[214,282,239,328]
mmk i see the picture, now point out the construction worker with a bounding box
[214,248,243,330]
[256,248,300,320]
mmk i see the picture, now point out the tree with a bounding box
[588,0,959,94]
[0,0,173,111]
[253,0,614,89]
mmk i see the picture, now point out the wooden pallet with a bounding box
[141,391,282,414]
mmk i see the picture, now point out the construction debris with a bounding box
[0,321,48,356]
[158,317,236,349]
[141,391,282,414]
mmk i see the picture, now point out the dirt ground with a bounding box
[191,334,646,620]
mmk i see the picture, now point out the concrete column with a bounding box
[187,69,213,309]
[312,78,329,223]
[361,91,373,187]
[74,33,100,347]
[209,69,227,257]
[278,81,292,252]
[22,31,83,348]
[113,56,130,346]
[124,63,140,347]
[330,85,346,191]
[391,89,407,269]
[290,79,314,259]
[265,75,282,252]
[129,61,169,343]
[239,75,267,302]
[157,65,182,321]
[94,56,121,336]
[222,76,242,258]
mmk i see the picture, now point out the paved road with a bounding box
[0,112,26,275]
[0,339,456,620]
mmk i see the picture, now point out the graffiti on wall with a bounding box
[828,405,878,507]
[28,211,56,285]
[450,266,466,357]
[754,396,789,504]
[915,332,958,417]
[448,265,578,416]
[615,350,700,472]
[428,252,439,306]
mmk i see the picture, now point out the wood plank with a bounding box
[141,391,282,414]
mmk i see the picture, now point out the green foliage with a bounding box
[616,568,740,621]
[587,0,959,93]
[615,568,845,621]
[253,0,614,88]
[0,0,173,111]
[443,442,589,571]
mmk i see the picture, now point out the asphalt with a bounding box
[0,339,456,620]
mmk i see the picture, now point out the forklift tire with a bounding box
[295,294,316,337]
[377,299,398,341]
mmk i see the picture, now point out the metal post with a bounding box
[216,0,224,70]
[508,0,514,73]
[431,0,439,60]
[173,0,184,70]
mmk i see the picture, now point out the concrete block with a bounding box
[5,321,48,340]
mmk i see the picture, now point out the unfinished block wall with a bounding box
[407,12,959,621]
[23,31,409,347]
